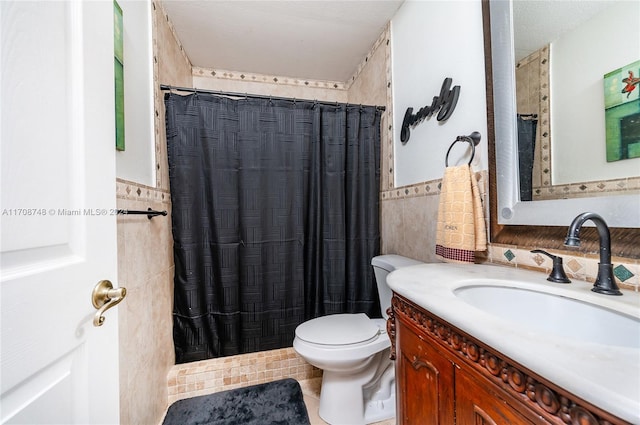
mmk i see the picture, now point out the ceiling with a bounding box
[160,0,404,82]
[160,1,619,83]
[512,0,618,62]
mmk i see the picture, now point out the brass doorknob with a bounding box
[91,280,127,327]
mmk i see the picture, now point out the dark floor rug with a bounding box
[162,378,311,425]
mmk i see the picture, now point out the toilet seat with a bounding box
[295,313,380,346]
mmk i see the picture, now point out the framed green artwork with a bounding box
[114,1,125,151]
[604,59,640,162]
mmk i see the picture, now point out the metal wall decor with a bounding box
[400,77,460,144]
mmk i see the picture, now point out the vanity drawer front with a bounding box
[396,319,455,425]
[455,364,548,425]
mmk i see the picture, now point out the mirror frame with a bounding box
[481,0,640,259]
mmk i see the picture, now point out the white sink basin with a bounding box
[454,285,640,348]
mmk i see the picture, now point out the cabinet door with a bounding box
[396,321,455,424]
[456,366,543,425]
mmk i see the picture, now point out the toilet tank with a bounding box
[371,255,424,319]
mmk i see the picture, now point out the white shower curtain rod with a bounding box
[160,84,386,111]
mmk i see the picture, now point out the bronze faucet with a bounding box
[530,250,571,283]
[564,212,622,295]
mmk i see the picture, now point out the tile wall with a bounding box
[487,244,639,291]
[347,26,394,192]
[116,2,192,424]
[380,172,489,263]
[515,46,550,194]
[152,1,193,190]
[166,348,322,406]
[116,181,174,425]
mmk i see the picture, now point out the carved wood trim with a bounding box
[410,355,436,374]
[387,306,396,360]
[392,295,630,425]
[473,406,499,425]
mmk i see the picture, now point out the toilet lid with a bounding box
[295,313,380,345]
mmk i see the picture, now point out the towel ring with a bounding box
[445,131,481,167]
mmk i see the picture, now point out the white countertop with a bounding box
[387,263,640,423]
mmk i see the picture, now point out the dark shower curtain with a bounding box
[165,92,382,363]
[517,115,538,201]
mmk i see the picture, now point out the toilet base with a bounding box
[364,392,396,423]
[317,351,396,425]
[318,378,396,425]
[363,362,396,423]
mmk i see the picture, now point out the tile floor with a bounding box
[298,378,396,425]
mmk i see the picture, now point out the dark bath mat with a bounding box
[162,378,311,425]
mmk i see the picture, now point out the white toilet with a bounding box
[293,254,423,425]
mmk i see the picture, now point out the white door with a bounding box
[1,1,120,424]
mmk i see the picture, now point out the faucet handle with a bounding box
[530,250,571,283]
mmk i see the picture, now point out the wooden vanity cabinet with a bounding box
[396,319,455,424]
[388,294,630,425]
[455,362,541,425]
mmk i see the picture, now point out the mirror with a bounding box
[512,1,640,202]
[489,1,640,227]
[482,0,640,258]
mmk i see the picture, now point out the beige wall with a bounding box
[347,25,394,193]
[152,1,193,191]
[116,2,192,424]
[380,173,488,264]
[116,182,174,425]
[347,26,388,107]
[192,67,348,103]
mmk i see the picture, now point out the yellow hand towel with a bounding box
[435,165,487,263]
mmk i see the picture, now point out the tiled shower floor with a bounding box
[298,378,396,425]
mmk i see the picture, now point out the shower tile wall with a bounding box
[152,1,193,191]
[167,348,321,405]
[515,46,550,195]
[116,181,173,425]
[116,2,192,425]
[347,26,394,192]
